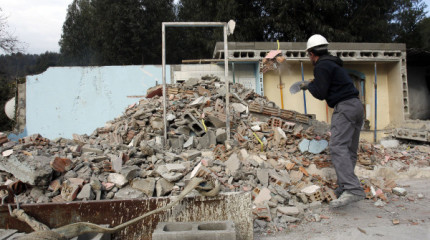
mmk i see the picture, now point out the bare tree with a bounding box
[0,8,24,53]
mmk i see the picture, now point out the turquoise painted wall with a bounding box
[25,65,171,139]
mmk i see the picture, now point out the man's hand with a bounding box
[299,81,310,90]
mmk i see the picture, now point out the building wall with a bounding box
[25,65,171,140]
[408,66,430,120]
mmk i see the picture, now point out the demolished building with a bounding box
[1,75,430,239]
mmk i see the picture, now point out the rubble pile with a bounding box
[1,76,429,233]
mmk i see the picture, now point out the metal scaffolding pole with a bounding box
[161,22,232,146]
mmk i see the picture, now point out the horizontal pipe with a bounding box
[163,22,226,27]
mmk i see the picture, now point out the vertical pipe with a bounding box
[300,62,307,114]
[374,62,377,143]
[162,24,167,146]
[326,104,329,123]
[279,69,284,109]
[224,25,230,140]
[232,62,235,84]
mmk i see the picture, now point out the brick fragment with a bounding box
[50,157,73,173]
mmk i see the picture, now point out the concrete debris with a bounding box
[1,75,429,234]
[0,155,52,186]
[131,178,155,197]
[393,187,408,196]
[380,139,400,148]
[298,139,328,154]
[108,173,128,188]
[277,206,300,216]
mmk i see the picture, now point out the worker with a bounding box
[300,34,365,208]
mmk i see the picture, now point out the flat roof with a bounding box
[214,42,407,53]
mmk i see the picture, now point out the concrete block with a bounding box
[152,221,236,240]
[183,112,205,136]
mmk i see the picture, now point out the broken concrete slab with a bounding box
[183,136,194,148]
[277,206,300,216]
[77,184,95,200]
[131,178,155,197]
[108,173,128,188]
[298,139,328,154]
[257,169,270,187]
[165,163,186,172]
[156,165,184,182]
[198,130,216,149]
[0,155,52,186]
[180,150,201,161]
[61,179,81,201]
[225,153,241,176]
[114,186,144,199]
[120,166,140,181]
[216,128,227,143]
[380,139,400,148]
[156,178,174,197]
[231,103,247,113]
[184,77,199,88]
[273,127,287,143]
[254,187,272,204]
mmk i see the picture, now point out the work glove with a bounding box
[299,80,310,90]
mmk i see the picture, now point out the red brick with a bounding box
[50,157,73,173]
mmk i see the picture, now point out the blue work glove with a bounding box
[299,80,311,90]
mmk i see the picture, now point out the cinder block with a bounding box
[322,187,337,202]
[303,189,324,203]
[183,112,206,136]
[152,221,236,240]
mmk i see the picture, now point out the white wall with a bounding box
[26,65,171,139]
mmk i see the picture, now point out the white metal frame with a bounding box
[162,22,230,146]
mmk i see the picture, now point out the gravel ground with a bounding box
[255,178,430,240]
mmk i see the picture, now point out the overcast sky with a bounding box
[1,0,430,55]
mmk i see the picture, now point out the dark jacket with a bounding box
[307,55,359,108]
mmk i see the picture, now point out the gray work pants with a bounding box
[330,98,365,197]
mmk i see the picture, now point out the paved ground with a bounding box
[255,178,430,240]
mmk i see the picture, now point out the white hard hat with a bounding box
[306,34,329,51]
